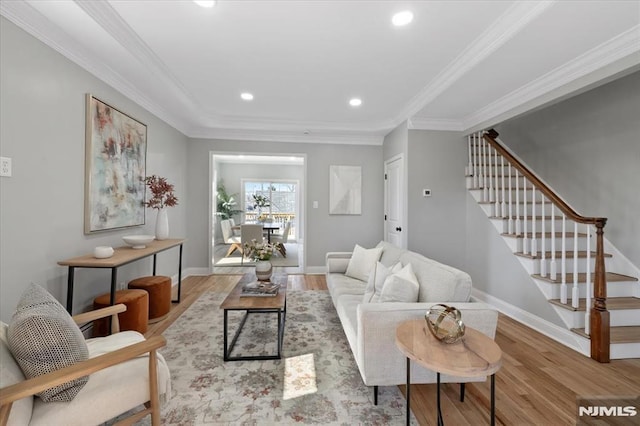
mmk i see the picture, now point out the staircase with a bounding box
[466,129,640,361]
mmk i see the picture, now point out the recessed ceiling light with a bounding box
[349,98,362,107]
[241,92,254,101]
[193,1,216,8]
[392,11,413,26]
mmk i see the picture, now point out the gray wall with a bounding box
[187,139,384,269]
[383,120,408,161]
[496,70,640,267]
[406,130,469,270]
[0,18,188,321]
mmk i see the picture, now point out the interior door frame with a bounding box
[384,153,407,249]
[209,151,307,273]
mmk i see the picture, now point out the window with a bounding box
[243,180,297,221]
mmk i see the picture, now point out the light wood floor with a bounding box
[150,274,640,426]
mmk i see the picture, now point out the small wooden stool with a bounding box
[128,276,172,323]
[93,289,148,337]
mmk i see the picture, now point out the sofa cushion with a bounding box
[400,252,472,302]
[7,284,89,402]
[326,273,367,305]
[0,321,33,425]
[363,261,401,303]
[345,244,383,282]
[375,241,406,267]
[378,263,420,303]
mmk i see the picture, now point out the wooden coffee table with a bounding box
[220,273,287,361]
[396,319,502,426]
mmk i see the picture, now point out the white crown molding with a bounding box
[0,0,195,135]
[462,24,640,131]
[188,127,384,146]
[407,117,464,132]
[388,1,557,131]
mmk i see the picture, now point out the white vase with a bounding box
[155,208,169,240]
[255,260,272,281]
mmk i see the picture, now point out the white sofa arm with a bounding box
[325,251,352,274]
[356,302,498,386]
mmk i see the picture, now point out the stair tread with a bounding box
[502,232,588,238]
[515,250,612,259]
[549,297,640,312]
[532,271,638,284]
[571,326,640,343]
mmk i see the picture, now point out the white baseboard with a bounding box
[471,288,590,358]
[305,266,326,275]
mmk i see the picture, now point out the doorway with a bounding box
[210,153,306,274]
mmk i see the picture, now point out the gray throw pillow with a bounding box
[7,284,89,402]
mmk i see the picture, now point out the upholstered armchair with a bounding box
[0,284,171,426]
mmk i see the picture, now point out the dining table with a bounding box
[233,222,282,243]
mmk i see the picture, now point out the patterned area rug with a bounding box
[142,289,417,425]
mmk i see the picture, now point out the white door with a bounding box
[384,155,405,248]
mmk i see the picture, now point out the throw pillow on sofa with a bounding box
[378,263,420,303]
[345,244,383,282]
[362,261,402,303]
[7,283,89,402]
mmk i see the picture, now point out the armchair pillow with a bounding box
[378,263,420,303]
[345,244,383,282]
[362,261,401,303]
[7,284,89,402]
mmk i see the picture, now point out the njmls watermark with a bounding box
[577,396,640,425]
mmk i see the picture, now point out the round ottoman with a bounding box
[93,289,148,337]
[128,276,172,323]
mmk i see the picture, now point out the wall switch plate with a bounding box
[313,201,319,209]
[423,188,431,197]
[0,157,11,177]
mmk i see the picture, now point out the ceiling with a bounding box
[2,1,639,145]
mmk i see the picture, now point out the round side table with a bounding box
[395,319,502,426]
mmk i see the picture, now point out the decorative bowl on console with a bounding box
[122,235,155,249]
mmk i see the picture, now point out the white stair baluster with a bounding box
[494,148,500,215]
[523,178,529,255]
[515,169,521,235]
[550,204,557,280]
[508,163,514,234]
[473,134,478,188]
[501,156,506,218]
[572,222,579,309]
[540,195,547,277]
[560,214,567,304]
[488,145,494,203]
[467,134,472,177]
[585,224,592,335]
[482,134,488,202]
[531,187,537,256]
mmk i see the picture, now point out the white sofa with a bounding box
[325,241,499,400]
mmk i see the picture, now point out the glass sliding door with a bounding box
[243,180,298,239]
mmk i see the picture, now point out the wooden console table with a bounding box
[396,319,502,426]
[58,238,185,314]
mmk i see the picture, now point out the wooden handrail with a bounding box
[483,129,610,362]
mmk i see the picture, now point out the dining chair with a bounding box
[240,224,265,265]
[220,219,242,257]
[229,218,241,237]
[270,221,291,257]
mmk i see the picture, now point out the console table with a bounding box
[395,319,502,426]
[58,238,185,314]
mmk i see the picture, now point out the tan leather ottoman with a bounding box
[93,289,148,337]
[128,276,172,323]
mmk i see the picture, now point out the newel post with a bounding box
[590,219,610,362]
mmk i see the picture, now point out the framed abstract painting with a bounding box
[329,165,362,215]
[84,94,147,233]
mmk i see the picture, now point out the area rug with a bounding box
[214,243,299,268]
[137,289,417,425]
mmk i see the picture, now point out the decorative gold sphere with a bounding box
[425,304,465,344]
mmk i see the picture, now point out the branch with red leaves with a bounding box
[144,175,178,210]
